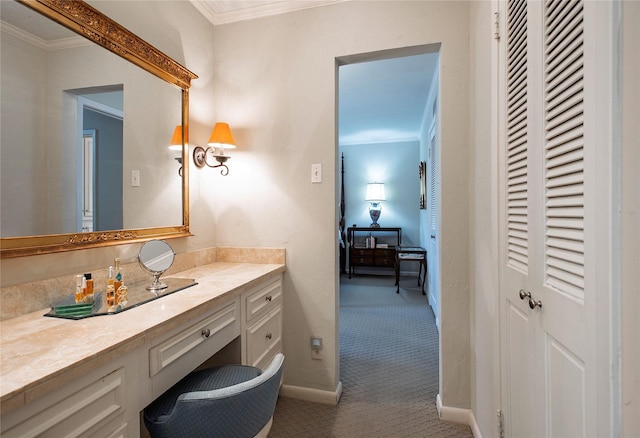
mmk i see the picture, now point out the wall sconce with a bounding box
[169,125,185,176]
[193,122,236,176]
[365,182,386,228]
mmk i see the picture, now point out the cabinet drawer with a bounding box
[375,257,394,267]
[374,248,396,257]
[245,277,281,324]
[149,301,239,377]
[2,368,125,438]
[350,248,371,257]
[352,256,374,266]
[246,307,282,369]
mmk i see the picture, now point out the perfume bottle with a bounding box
[116,284,128,308]
[83,273,94,302]
[113,258,123,295]
[106,266,115,309]
[75,275,84,303]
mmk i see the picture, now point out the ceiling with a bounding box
[338,54,437,145]
[1,0,438,146]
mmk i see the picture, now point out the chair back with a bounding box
[145,354,284,438]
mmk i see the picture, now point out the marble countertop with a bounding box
[0,261,285,416]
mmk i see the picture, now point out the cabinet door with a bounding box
[1,368,127,438]
[498,0,615,436]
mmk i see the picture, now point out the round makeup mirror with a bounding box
[138,240,175,291]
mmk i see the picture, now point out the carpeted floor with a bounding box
[268,274,474,437]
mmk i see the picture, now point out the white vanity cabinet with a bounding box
[1,351,139,438]
[0,264,285,438]
[242,276,283,369]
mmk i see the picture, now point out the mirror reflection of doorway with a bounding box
[72,86,124,233]
[83,106,123,232]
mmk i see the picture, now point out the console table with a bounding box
[347,227,402,278]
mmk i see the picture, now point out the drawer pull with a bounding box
[201,328,211,338]
[265,333,272,340]
[265,295,272,302]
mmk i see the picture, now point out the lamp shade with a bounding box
[365,182,386,202]
[169,125,185,151]
[207,122,236,149]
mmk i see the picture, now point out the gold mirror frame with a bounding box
[0,0,198,258]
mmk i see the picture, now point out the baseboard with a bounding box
[428,299,439,331]
[436,394,481,438]
[280,381,343,405]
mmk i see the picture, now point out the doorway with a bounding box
[73,88,124,233]
[336,43,441,395]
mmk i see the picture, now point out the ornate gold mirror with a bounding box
[0,0,198,258]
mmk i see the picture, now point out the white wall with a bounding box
[1,31,48,236]
[468,1,500,435]
[210,0,471,407]
[621,1,640,435]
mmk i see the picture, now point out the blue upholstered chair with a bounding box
[144,354,284,438]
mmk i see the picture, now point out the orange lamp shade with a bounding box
[207,122,236,149]
[169,125,187,151]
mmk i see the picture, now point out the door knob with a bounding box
[528,297,543,310]
[519,289,542,310]
[519,289,531,300]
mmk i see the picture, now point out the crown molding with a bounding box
[189,0,347,26]
[1,19,90,50]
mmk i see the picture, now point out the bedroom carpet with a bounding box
[268,274,474,437]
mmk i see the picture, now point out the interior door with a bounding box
[498,1,541,434]
[81,130,95,232]
[499,0,613,436]
[426,118,440,327]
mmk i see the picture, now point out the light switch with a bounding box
[311,163,322,183]
[131,170,140,187]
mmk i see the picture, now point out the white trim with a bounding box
[339,136,420,146]
[1,21,91,51]
[436,394,481,437]
[190,0,348,26]
[279,381,343,405]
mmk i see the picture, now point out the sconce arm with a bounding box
[193,145,231,176]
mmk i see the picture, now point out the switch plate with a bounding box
[311,163,322,183]
[311,336,323,360]
[131,170,140,187]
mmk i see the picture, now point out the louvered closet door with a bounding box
[498,0,608,436]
